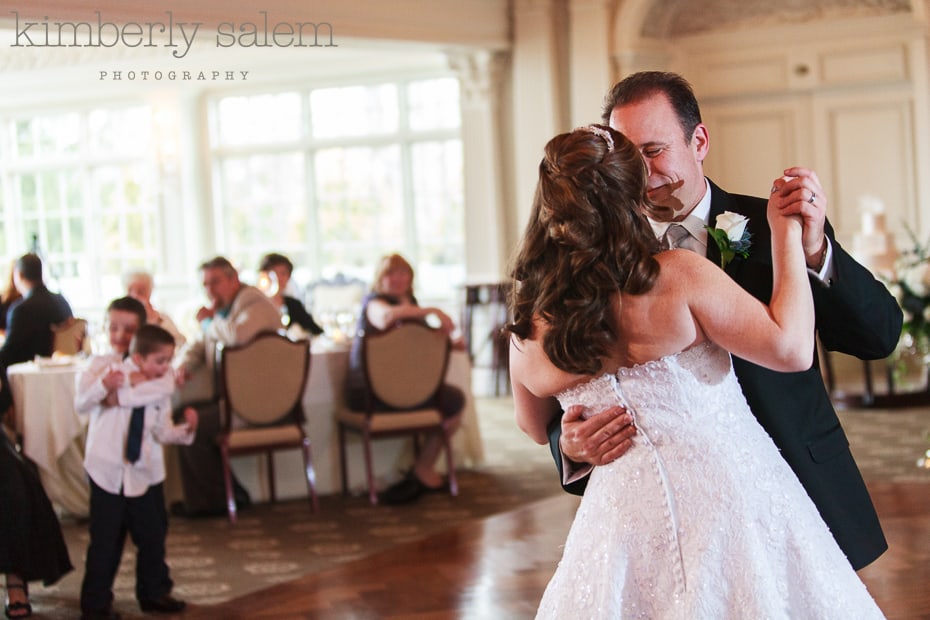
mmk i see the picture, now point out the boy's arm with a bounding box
[150,400,197,446]
[117,370,176,408]
[74,356,115,414]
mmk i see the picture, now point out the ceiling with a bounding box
[0,0,918,74]
[640,0,913,37]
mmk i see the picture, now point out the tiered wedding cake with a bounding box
[852,195,898,279]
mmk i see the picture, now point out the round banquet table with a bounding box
[7,359,91,517]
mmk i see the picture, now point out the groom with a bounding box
[550,71,902,570]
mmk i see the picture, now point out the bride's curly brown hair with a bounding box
[506,125,664,375]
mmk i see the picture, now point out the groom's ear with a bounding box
[690,124,709,163]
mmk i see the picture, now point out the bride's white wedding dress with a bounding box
[537,341,884,619]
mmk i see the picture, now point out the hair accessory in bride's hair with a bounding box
[575,125,614,152]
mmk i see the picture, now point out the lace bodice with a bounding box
[538,342,884,619]
[557,340,738,424]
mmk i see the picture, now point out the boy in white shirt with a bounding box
[75,297,198,620]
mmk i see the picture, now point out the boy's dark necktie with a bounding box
[121,351,144,464]
[126,406,145,463]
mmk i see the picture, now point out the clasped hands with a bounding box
[769,166,828,270]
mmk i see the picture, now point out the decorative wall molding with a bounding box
[642,0,912,38]
[447,50,511,107]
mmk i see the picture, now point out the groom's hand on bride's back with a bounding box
[560,405,636,467]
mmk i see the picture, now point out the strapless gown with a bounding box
[537,342,884,619]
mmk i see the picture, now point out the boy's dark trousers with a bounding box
[80,478,173,613]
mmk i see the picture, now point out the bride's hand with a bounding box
[770,167,828,268]
[767,175,804,242]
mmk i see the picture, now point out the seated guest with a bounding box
[124,270,186,347]
[173,256,282,517]
[258,252,324,336]
[0,254,73,413]
[0,263,22,333]
[1,391,73,619]
[345,253,464,504]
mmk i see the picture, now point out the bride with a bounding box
[507,125,884,618]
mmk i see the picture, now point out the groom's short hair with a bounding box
[601,71,702,142]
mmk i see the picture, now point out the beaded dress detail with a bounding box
[537,342,884,619]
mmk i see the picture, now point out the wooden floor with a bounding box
[188,480,930,620]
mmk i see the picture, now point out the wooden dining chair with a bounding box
[51,317,88,356]
[216,331,319,523]
[335,321,458,505]
[461,282,512,396]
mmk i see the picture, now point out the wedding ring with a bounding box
[770,185,778,194]
[808,192,816,204]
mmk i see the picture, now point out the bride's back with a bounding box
[511,248,709,399]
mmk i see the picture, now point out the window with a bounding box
[0,106,160,312]
[208,76,464,300]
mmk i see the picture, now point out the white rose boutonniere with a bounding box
[706,211,752,269]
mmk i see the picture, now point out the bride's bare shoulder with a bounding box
[655,249,718,282]
[656,248,705,266]
[509,332,588,398]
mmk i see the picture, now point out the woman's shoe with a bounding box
[380,471,448,504]
[380,471,423,505]
[4,583,32,619]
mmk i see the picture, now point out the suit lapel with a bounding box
[706,180,748,277]
[705,231,723,266]
[705,182,727,268]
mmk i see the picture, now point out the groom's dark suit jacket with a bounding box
[548,179,902,570]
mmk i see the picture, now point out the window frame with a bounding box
[205,74,465,301]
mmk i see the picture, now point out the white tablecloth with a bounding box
[8,360,90,517]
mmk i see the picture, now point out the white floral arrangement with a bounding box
[885,225,930,343]
[706,211,752,269]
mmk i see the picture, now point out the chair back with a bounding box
[219,331,310,428]
[363,321,450,410]
[52,317,88,355]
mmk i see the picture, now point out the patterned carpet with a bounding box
[838,406,930,483]
[23,395,930,619]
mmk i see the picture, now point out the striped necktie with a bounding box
[661,217,704,254]
[663,223,691,250]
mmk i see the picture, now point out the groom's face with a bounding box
[608,93,709,222]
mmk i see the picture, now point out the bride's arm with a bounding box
[685,182,815,371]
[510,337,562,444]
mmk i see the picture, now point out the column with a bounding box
[511,0,570,242]
[567,0,614,126]
[448,50,511,283]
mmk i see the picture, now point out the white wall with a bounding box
[670,12,930,249]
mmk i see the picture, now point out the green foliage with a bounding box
[705,226,751,269]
